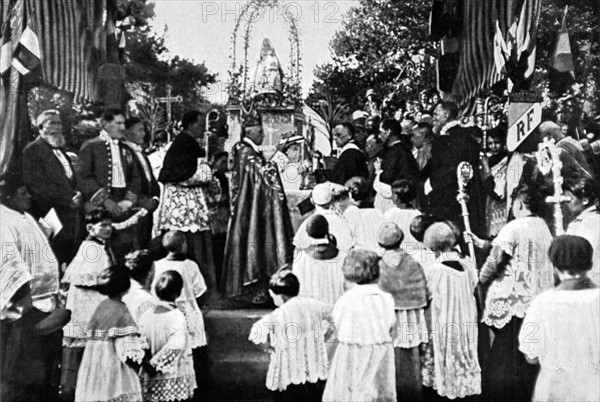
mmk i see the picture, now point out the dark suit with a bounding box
[77,134,142,262]
[123,141,160,248]
[330,143,369,185]
[422,125,485,236]
[379,141,420,185]
[22,137,81,265]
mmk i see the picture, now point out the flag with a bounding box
[451,0,541,113]
[452,0,501,113]
[493,20,508,75]
[1,0,24,178]
[506,17,517,57]
[515,0,538,80]
[0,21,11,77]
[548,6,574,94]
[11,24,40,75]
[551,31,574,73]
[25,0,102,102]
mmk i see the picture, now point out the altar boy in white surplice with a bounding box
[249,271,331,400]
[293,214,346,305]
[293,182,355,253]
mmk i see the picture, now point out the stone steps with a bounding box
[204,309,272,401]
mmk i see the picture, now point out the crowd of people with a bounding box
[0,85,599,402]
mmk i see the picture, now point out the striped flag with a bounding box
[452,0,541,113]
[11,24,40,75]
[25,0,103,102]
[0,21,11,76]
[493,20,508,75]
[0,0,24,178]
[551,30,574,72]
[550,6,573,73]
[514,0,539,80]
[548,6,574,94]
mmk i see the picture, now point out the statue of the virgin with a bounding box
[251,38,284,96]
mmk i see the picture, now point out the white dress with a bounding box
[343,205,386,254]
[294,208,355,253]
[139,302,197,402]
[519,288,600,402]
[74,299,144,402]
[293,244,346,305]
[249,297,331,391]
[62,239,111,346]
[482,217,554,329]
[0,205,59,316]
[425,254,481,399]
[323,284,396,402]
[152,258,207,348]
[566,206,600,285]
[122,279,156,324]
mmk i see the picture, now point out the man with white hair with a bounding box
[22,110,83,265]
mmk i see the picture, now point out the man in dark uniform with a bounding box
[76,109,142,262]
[23,110,83,266]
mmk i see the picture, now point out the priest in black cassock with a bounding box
[421,101,485,237]
[221,114,294,304]
[330,122,369,184]
[157,111,220,290]
[123,118,160,248]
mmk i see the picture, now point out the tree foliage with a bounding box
[535,0,600,111]
[123,8,217,118]
[308,0,436,112]
[309,0,600,115]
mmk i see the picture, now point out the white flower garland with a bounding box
[112,208,149,231]
[440,120,461,136]
[440,118,476,136]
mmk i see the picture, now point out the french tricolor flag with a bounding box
[0,22,11,77]
[11,24,41,75]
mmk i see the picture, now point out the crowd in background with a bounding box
[1,80,599,402]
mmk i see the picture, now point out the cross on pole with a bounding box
[537,137,571,235]
[155,85,183,141]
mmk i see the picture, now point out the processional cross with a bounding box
[537,137,571,235]
[155,85,183,141]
